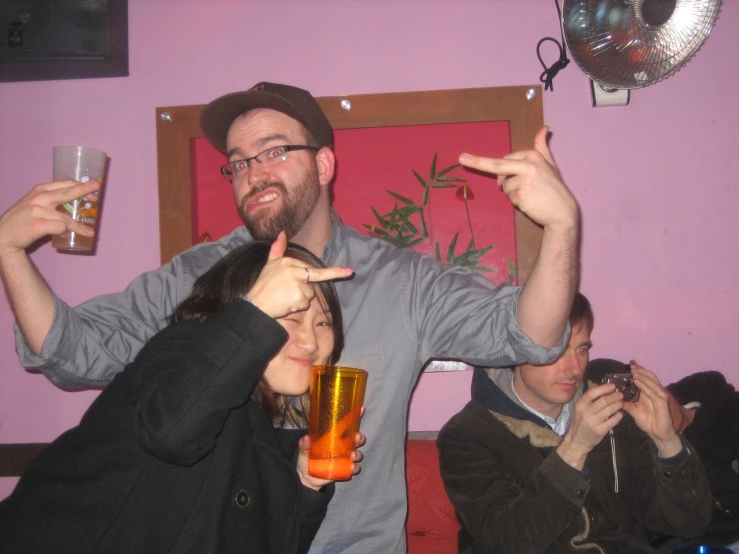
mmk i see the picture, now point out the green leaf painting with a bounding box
[365,153,517,279]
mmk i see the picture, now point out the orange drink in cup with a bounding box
[308,365,367,481]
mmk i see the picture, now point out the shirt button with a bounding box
[235,490,250,507]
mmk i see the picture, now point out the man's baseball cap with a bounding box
[199,82,333,154]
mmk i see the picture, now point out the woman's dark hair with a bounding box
[170,241,344,427]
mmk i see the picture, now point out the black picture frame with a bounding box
[0,0,128,83]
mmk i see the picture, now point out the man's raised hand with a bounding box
[0,180,100,257]
[458,126,579,232]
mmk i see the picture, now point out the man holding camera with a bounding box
[437,292,711,553]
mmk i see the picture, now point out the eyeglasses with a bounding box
[220,144,319,181]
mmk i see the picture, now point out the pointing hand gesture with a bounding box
[245,231,352,319]
[458,126,579,232]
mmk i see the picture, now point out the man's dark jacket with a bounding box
[0,300,333,553]
[437,367,712,554]
[588,360,739,549]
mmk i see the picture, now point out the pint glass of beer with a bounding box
[51,146,107,252]
[308,365,367,481]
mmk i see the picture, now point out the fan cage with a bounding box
[562,0,722,90]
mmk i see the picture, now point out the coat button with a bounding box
[576,489,586,498]
[663,471,672,478]
[235,490,250,507]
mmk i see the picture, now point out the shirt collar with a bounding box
[322,209,343,265]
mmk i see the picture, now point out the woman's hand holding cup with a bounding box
[297,417,366,491]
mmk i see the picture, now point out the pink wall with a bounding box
[2,0,738,496]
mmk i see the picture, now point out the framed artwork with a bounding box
[156,86,545,371]
[0,0,128,82]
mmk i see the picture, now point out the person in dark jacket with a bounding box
[589,359,739,552]
[438,292,712,554]
[0,234,364,554]
[667,371,739,551]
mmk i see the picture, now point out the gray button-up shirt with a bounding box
[16,211,567,553]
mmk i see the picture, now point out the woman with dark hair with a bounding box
[0,233,362,554]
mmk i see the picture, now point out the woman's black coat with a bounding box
[0,300,333,553]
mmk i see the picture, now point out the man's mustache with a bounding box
[244,180,288,202]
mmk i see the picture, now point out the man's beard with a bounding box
[238,165,321,241]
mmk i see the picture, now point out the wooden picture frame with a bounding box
[156,85,545,284]
[0,0,128,83]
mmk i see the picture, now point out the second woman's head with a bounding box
[171,240,344,423]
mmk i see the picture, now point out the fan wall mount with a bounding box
[561,0,722,106]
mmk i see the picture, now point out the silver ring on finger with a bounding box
[304,267,310,283]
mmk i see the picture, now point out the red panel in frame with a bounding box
[333,121,515,285]
[190,139,241,244]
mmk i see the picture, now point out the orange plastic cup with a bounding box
[308,365,367,481]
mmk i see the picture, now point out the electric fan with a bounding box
[561,0,722,105]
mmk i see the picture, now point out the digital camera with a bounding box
[602,372,641,402]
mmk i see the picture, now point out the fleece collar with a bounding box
[471,366,549,427]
